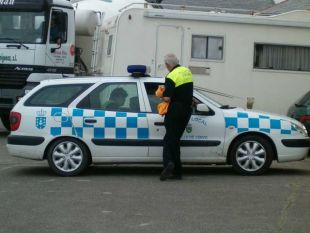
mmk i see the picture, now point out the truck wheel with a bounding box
[230,135,273,175]
[47,138,90,176]
[1,114,10,131]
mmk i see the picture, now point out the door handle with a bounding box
[84,119,97,124]
[154,122,165,126]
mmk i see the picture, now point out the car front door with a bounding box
[142,82,226,162]
[71,81,148,161]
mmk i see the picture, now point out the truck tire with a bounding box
[1,114,10,131]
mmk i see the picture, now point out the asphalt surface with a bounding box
[0,132,309,233]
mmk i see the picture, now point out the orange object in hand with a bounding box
[155,85,165,97]
[157,101,169,116]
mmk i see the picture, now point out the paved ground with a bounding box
[0,132,309,233]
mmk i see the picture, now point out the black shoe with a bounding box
[160,163,175,181]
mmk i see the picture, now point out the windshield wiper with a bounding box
[0,37,29,49]
[220,105,235,109]
[295,103,306,107]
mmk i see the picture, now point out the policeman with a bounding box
[160,53,193,181]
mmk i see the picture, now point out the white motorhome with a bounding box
[88,4,310,116]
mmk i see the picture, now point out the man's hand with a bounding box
[163,97,171,103]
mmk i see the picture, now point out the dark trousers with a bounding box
[163,102,192,176]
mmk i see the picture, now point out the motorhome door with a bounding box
[155,25,184,77]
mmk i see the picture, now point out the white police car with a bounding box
[7,66,310,176]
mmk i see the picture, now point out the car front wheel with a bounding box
[230,135,273,175]
[47,138,89,176]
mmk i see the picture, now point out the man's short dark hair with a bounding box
[110,87,128,100]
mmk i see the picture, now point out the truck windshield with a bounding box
[0,11,45,44]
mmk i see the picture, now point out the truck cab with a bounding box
[0,0,75,129]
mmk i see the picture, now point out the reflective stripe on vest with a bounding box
[166,66,193,87]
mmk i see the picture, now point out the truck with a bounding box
[0,0,147,130]
[1,0,310,130]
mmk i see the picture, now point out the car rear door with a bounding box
[70,80,149,160]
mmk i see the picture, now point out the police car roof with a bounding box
[41,76,164,85]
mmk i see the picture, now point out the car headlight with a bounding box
[292,122,308,137]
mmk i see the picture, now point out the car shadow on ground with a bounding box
[11,164,310,178]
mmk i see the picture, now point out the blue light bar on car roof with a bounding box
[127,65,151,77]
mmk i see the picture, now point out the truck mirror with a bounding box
[50,43,62,53]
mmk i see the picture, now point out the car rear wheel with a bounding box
[47,138,89,176]
[230,135,273,175]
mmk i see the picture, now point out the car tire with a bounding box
[1,114,10,131]
[47,138,90,176]
[230,135,273,175]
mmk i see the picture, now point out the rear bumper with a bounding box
[7,135,45,146]
[281,139,310,147]
[7,135,46,160]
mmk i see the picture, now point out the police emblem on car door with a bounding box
[35,109,47,129]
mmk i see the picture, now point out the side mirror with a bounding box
[50,43,61,53]
[50,37,62,53]
[196,103,210,113]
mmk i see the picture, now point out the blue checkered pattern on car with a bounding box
[49,108,149,139]
[224,111,297,135]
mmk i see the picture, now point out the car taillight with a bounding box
[300,115,310,123]
[10,112,22,131]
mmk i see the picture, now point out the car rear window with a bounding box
[24,84,91,107]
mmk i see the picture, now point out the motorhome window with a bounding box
[254,44,310,72]
[191,35,223,60]
[77,83,140,112]
[50,11,68,44]
[107,35,113,56]
[24,84,91,107]
[0,11,45,44]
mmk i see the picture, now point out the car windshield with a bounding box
[0,11,45,44]
[296,91,310,106]
[195,88,224,108]
[194,87,240,109]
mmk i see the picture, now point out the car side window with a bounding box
[50,10,68,44]
[24,84,91,107]
[144,83,162,113]
[144,83,213,115]
[77,83,140,112]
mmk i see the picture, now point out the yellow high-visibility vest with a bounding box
[166,66,193,87]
